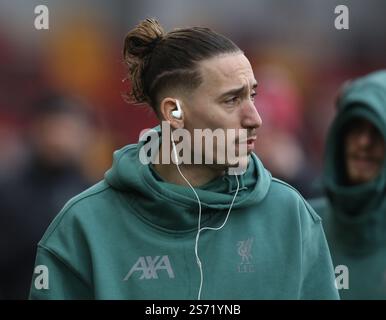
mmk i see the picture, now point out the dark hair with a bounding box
[32,92,95,125]
[123,18,241,113]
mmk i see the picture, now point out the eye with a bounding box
[225,96,241,105]
[250,92,257,101]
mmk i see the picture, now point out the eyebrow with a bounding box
[217,82,258,100]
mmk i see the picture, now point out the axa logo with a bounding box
[123,255,175,280]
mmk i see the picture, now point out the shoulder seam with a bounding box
[271,177,301,195]
[37,244,92,290]
[271,177,322,223]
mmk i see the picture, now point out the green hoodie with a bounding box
[29,135,339,299]
[310,70,386,299]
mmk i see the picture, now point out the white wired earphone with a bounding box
[170,99,240,300]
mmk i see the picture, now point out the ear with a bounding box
[159,97,184,129]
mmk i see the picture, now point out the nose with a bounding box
[241,100,262,129]
[357,129,373,147]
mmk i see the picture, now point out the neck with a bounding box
[153,145,225,187]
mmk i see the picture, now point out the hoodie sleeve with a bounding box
[299,202,340,300]
[29,245,93,300]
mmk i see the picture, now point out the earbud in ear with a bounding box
[171,100,183,119]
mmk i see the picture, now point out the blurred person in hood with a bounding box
[0,93,93,299]
[310,70,386,299]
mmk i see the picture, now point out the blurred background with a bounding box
[0,0,385,299]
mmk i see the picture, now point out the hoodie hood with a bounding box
[105,131,271,232]
[323,70,386,253]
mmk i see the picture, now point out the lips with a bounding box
[350,152,380,162]
[349,155,379,170]
[238,136,257,144]
[237,136,256,152]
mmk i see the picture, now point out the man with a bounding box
[29,18,338,299]
[310,70,386,299]
[0,93,92,299]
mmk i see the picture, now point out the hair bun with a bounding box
[123,18,165,59]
